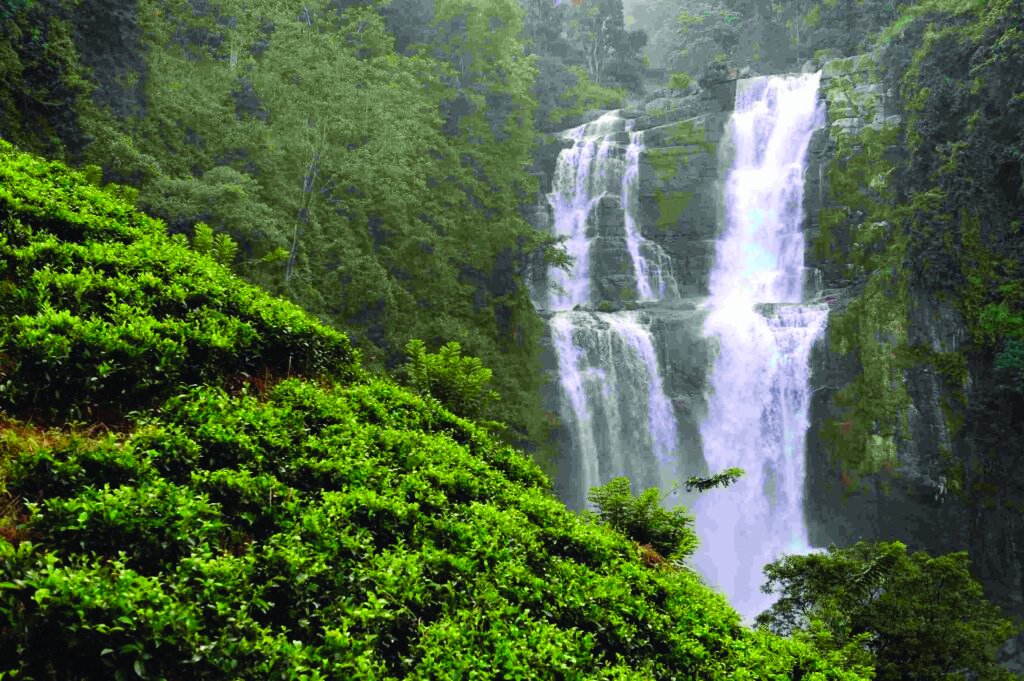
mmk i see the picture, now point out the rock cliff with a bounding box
[800,51,1023,670]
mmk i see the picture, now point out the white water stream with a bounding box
[691,73,827,622]
[542,74,827,623]
[544,111,680,509]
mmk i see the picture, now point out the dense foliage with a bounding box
[0,0,562,464]
[519,0,643,129]
[756,540,1019,681]
[624,0,915,75]
[0,139,359,422]
[0,141,876,680]
[584,477,699,563]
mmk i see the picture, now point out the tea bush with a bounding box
[0,142,872,679]
[0,139,360,421]
[0,377,873,680]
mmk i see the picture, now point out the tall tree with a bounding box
[560,0,645,89]
[756,541,1021,681]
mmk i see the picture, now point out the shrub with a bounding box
[0,139,360,420]
[668,71,693,90]
[586,476,699,561]
[401,338,499,422]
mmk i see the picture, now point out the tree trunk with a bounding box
[285,140,323,281]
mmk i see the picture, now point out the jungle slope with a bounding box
[0,142,871,679]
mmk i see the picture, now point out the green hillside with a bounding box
[0,142,870,678]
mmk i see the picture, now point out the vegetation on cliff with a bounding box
[803,0,1023,510]
[0,140,873,679]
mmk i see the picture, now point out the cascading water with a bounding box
[622,128,679,302]
[551,312,678,508]
[543,111,681,509]
[691,73,827,622]
[547,112,677,310]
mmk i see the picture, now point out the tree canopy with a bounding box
[756,540,1021,681]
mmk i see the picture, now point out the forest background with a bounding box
[0,0,945,470]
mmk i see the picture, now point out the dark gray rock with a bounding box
[586,195,625,239]
[589,236,640,304]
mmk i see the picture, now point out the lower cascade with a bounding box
[551,311,678,509]
[691,73,827,622]
[539,73,827,622]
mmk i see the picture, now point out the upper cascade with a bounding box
[545,110,679,311]
[709,75,826,305]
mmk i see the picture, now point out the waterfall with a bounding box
[622,128,680,302]
[551,312,678,509]
[540,75,827,621]
[547,112,678,311]
[543,111,681,509]
[691,73,827,623]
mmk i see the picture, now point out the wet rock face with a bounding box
[636,114,728,297]
[801,52,971,548]
[801,52,1024,666]
[804,288,971,557]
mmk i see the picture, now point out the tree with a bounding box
[755,540,1022,681]
[586,477,699,562]
[190,221,238,267]
[565,0,645,88]
[586,468,743,563]
[669,1,742,75]
[138,166,289,279]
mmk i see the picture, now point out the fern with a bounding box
[192,222,214,256]
[213,233,237,266]
[402,339,498,421]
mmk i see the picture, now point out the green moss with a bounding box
[813,59,924,476]
[824,263,912,475]
[813,65,901,278]
[660,119,717,152]
[668,72,692,90]
[654,190,695,231]
[806,4,822,29]
[821,53,877,82]
[955,211,1024,347]
[645,105,667,120]
[645,144,706,181]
